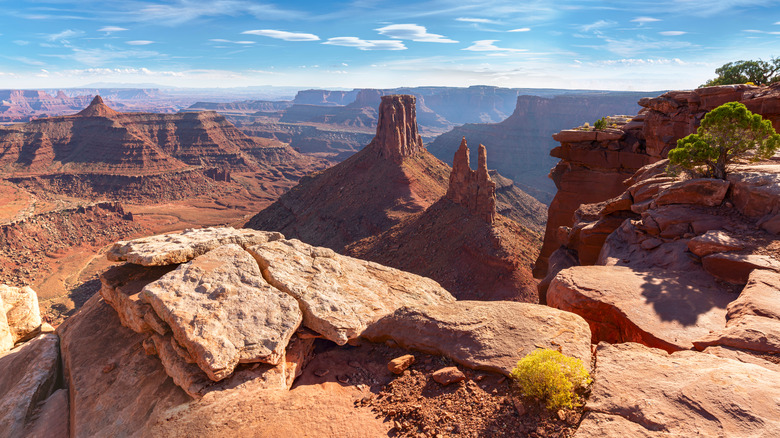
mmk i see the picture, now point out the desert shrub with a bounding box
[593,117,607,130]
[668,102,780,179]
[510,348,592,411]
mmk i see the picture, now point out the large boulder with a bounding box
[247,239,455,345]
[0,285,42,346]
[579,342,780,437]
[686,230,746,257]
[362,300,592,375]
[0,334,61,438]
[548,266,734,352]
[693,315,780,354]
[702,252,780,284]
[99,263,177,334]
[726,269,780,321]
[141,244,302,381]
[107,227,284,266]
[653,178,729,207]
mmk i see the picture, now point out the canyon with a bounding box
[0,84,779,438]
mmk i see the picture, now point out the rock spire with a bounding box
[446,137,496,223]
[367,94,424,163]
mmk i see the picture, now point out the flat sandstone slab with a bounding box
[582,342,780,437]
[248,239,455,345]
[362,300,593,376]
[548,265,734,352]
[108,226,284,266]
[142,244,302,381]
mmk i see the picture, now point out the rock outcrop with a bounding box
[363,300,593,376]
[579,342,780,437]
[536,84,780,278]
[0,285,44,352]
[0,334,62,438]
[445,138,496,223]
[368,95,425,163]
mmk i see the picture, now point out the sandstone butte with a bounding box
[249,94,542,301]
[2,85,780,437]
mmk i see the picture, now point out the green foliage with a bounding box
[510,349,592,411]
[594,117,607,130]
[668,102,780,179]
[702,58,780,87]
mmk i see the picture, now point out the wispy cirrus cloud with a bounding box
[579,20,615,34]
[46,29,85,42]
[631,17,661,25]
[456,17,498,24]
[242,29,320,41]
[130,0,304,26]
[126,40,155,45]
[659,31,686,36]
[209,39,256,45]
[98,26,128,33]
[743,29,780,35]
[376,24,458,43]
[462,40,526,52]
[323,37,406,51]
[508,28,531,32]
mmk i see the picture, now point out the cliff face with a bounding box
[0,96,308,176]
[535,84,780,279]
[427,92,648,203]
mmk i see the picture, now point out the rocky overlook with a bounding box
[535,84,780,278]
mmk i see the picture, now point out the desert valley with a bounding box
[2,2,780,437]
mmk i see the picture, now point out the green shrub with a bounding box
[669,101,780,179]
[593,117,607,130]
[510,349,591,411]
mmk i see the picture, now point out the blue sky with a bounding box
[1,0,779,90]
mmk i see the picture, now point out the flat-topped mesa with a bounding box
[445,137,497,223]
[367,94,424,163]
[77,95,119,118]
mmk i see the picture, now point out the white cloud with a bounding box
[126,40,155,45]
[13,40,30,46]
[46,29,85,42]
[744,29,780,35]
[456,18,496,24]
[659,31,687,36]
[98,26,128,32]
[462,40,526,52]
[508,28,531,32]
[210,39,256,45]
[376,24,458,43]
[241,29,319,41]
[631,17,661,24]
[323,37,406,51]
[133,1,303,26]
[580,20,615,33]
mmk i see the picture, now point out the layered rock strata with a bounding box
[98,227,455,397]
[536,84,780,278]
[445,138,497,223]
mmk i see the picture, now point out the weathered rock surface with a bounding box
[702,252,780,284]
[445,138,497,223]
[0,284,42,345]
[726,269,780,321]
[362,300,592,376]
[99,263,177,333]
[108,227,283,266]
[0,334,61,438]
[686,230,746,257]
[142,244,303,381]
[0,306,11,353]
[25,388,69,438]
[248,238,455,345]
[693,314,780,353]
[702,345,780,372]
[368,95,424,163]
[583,342,780,437]
[653,178,729,207]
[548,266,734,352]
[57,295,190,437]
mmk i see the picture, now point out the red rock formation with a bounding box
[445,138,496,223]
[77,95,119,118]
[535,84,780,279]
[366,95,424,163]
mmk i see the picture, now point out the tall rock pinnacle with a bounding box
[445,137,497,223]
[367,94,424,163]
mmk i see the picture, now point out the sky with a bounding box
[0,0,779,91]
